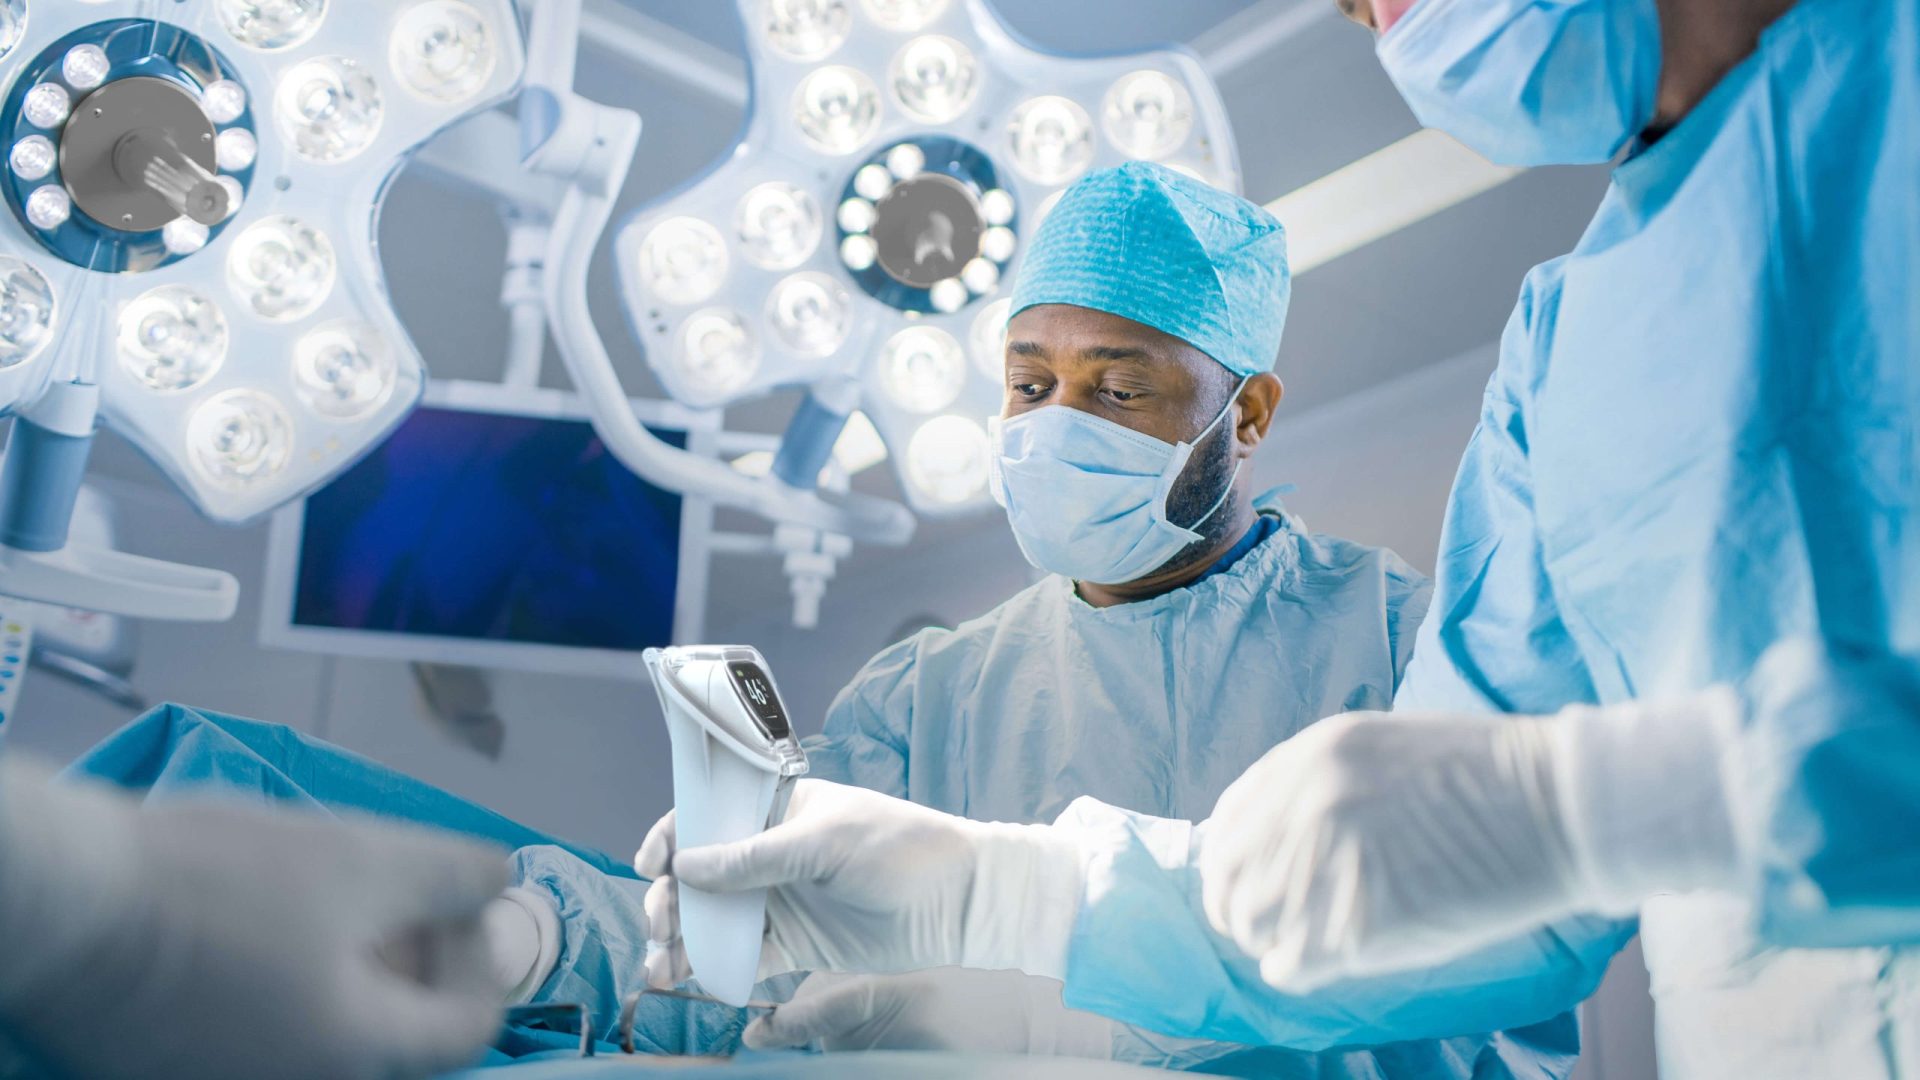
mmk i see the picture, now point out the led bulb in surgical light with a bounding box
[163,217,210,256]
[219,0,328,51]
[1008,96,1093,185]
[907,415,988,504]
[929,278,966,313]
[889,36,978,124]
[24,186,70,230]
[227,216,337,322]
[1102,71,1193,160]
[62,46,111,92]
[839,233,877,271]
[9,136,54,182]
[675,309,759,400]
[980,188,1014,227]
[390,0,498,104]
[188,389,293,489]
[970,296,1011,378]
[980,225,1015,263]
[960,257,998,294]
[880,326,965,413]
[767,272,851,358]
[0,3,22,64]
[277,57,384,163]
[794,66,879,156]
[215,176,245,220]
[0,257,55,369]
[837,197,875,234]
[294,323,396,419]
[860,0,948,31]
[216,128,259,172]
[735,182,821,271]
[853,163,891,201]
[885,142,925,180]
[202,80,248,125]
[118,286,229,392]
[639,217,729,305]
[762,0,851,62]
[23,84,70,130]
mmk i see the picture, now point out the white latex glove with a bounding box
[0,760,511,1080]
[636,779,1085,987]
[482,885,563,1004]
[742,968,1117,1056]
[1201,695,1742,991]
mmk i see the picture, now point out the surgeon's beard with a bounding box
[1145,416,1243,580]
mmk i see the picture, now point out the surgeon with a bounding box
[632,161,1591,1076]
[640,0,1920,1076]
[0,756,508,1079]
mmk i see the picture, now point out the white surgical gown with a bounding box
[808,501,1584,1078]
[1063,0,1920,1076]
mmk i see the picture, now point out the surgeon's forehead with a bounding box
[1008,304,1194,360]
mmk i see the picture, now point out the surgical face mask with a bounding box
[1374,0,1663,167]
[989,379,1247,584]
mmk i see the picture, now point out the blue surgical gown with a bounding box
[810,500,1582,1078]
[1065,0,1920,1076]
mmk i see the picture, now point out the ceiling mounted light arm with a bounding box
[520,0,915,545]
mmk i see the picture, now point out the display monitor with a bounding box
[260,381,715,678]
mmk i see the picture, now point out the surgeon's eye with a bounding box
[1010,380,1051,400]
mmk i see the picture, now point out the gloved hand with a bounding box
[636,779,1086,987]
[741,968,1117,1056]
[0,760,510,1080]
[1201,694,1743,991]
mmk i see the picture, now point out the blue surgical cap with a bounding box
[1010,162,1290,378]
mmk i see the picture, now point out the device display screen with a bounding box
[291,406,685,651]
[727,659,791,740]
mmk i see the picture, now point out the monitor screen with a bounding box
[289,405,685,652]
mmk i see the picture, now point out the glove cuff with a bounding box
[485,886,564,1004]
[1548,688,1744,912]
[960,821,1087,980]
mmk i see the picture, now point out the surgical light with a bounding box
[117,286,228,392]
[1007,95,1093,185]
[275,56,383,162]
[677,308,760,402]
[0,258,52,368]
[8,136,53,181]
[860,0,948,31]
[767,272,851,358]
[616,0,1237,518]
[880,325,964,414]
[61,46,112,92]
[217,0,327,52]
[905,415,987,504]
[889,35,977,123]
[0,0,524,626]
[640,217,729,305]
[188,389,292,490]
[735,182,821,271]
[762,0,853,62]
[21,84,69,130]
[226,216,336,321]
[389,0,498,104]
[292,322,394,419]
[794,66,881,155]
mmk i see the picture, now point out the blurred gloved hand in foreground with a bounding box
[741,968,1116,1056]
[0,759,510,1080]
[636,779,1085,988]
[1202,693,1742,992]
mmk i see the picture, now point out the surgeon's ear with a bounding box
[1234,373,1284,455]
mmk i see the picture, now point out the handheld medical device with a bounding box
[643,645,808,1007]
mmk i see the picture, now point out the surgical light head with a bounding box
[0,2,525,525]
[616,0,1239,518]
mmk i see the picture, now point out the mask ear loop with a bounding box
[1151,375,1252,528]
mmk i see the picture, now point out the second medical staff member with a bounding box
[638,0,1920,1076]
[537,161,1576,1074]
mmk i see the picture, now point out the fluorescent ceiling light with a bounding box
[1266,129,1522,276]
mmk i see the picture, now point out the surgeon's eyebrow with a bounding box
[1008,340,1046,357]
[1078,345,1155,365]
